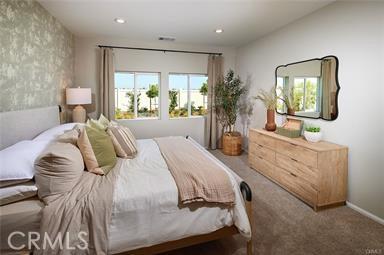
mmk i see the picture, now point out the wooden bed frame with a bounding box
[120,181,253,255]
[1,106,254,255]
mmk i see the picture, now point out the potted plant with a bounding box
[304,125,322,142]
[255,87,277,131]
[280,87,295,115]
[215,70,245,156]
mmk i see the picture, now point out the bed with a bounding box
[0,106,253,255]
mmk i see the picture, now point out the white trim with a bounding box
[346,202,384,225]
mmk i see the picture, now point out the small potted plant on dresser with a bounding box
[215,70,245,156]
[304,125,322,142]
[255,87,278,131]
[280,87,295,115]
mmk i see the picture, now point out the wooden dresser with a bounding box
[248,128,348,210]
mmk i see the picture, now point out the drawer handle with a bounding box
[290,172,297,177]
[258,144,263,148]
[290,158,298,162]
[290,143,298,147]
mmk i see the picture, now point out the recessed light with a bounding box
[215,29,223,34]
[114,18,125,24]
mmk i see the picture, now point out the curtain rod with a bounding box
[97,45,222,56]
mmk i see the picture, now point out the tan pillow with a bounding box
[35,143,84,204]
[107,124,138,159]
[56,129,79,145]
[77,124,117,175]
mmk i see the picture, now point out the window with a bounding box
[115,72,160,119]
[293,77,319,112]
[276,77,286,113]
[169,74,208,118]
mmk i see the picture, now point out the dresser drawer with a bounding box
[275,153,318,187]
[249,130,276,150]
[249,142,276,163]
[249,155,276,180]
[275,139,318,168]
[275,166,318,204]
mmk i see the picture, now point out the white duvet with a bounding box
[108,138,251,254]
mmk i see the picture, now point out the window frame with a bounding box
[168,72,208,119]
[114,71,161,120]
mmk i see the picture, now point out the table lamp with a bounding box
[66,87,92,123]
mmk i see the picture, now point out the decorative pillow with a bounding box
[34,142,84,204]
[107,123,138,159]
[77,124,117,175]
[87,114,110,131]
[0,181,38,206]
[0,140,50,183]
[98,114,110,129]
[56,129,79,145]
[33,123,79,141]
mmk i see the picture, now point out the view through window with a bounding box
[115,72,160,119]
[276,77,285,113]
[169,74,208,118]
[293,77,319,112]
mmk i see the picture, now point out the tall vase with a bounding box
[265,109,276,131]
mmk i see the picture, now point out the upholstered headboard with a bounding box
[0,106,61,150]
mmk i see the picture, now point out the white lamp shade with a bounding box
[66,88,92,105]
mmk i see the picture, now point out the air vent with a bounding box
[158,36,176,42]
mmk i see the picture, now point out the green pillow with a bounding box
[85,125,117,175]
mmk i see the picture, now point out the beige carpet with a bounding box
[163,151,384,255]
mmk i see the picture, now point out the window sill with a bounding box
[170,116,205,120]
[116,117,160,121]
[115,116,206,121]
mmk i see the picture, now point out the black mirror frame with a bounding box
[275,55,340,121]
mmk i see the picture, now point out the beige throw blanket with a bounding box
[35,161,121,255]
[154,137,235,205]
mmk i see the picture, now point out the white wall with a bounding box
[236,2,384,219]
[74,37,236,145]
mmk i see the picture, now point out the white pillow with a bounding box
[0,181,37,205]
[0,140,50,181]
[33,123,79,142]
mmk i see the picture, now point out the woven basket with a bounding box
[222,132,242,156]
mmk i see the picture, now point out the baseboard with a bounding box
[346,202,384,225]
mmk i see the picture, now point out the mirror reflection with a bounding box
[275,56,339,120]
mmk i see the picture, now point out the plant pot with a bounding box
[222,132,242,156]
[265,109,276,131]
[287,108,295,115]
[304,131,322,143]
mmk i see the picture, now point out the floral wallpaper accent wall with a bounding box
[0,0,74,112]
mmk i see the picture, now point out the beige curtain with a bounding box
[321,59,333,119]
[205,55,223,149]
[100,47,115,120]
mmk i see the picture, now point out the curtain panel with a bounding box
[321,59,333,119]
[100,47,115,120]
[205,55,223,149]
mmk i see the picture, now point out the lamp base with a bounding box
[72,105,87,123]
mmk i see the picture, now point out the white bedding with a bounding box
[0,138,251,254]
[108,139,251,254]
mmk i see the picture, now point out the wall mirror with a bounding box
[275,55,340,120]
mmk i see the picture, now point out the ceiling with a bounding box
[39,0,333,47]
